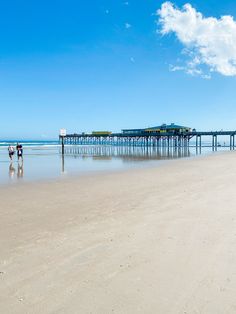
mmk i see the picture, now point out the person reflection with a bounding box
[17,162,24,179]
[9,162,16,179]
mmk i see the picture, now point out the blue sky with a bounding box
[1,0,236,139]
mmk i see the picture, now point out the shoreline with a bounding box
[1,151,236,313]
[0,148,229,187]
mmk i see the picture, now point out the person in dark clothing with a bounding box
[16,143,23,161]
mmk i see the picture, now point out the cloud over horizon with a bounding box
[157,2,236,77]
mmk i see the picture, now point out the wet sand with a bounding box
[1,151,236,313]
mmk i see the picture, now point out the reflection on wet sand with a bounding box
[61,145,191,161]
[1,145,204,185]
[61,154,65,173]
[9,163,16,179]
[9,162,24,180]
[17,162,24,179]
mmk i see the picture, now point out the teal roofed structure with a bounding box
[122,123,192,135]
[145,123,192,133]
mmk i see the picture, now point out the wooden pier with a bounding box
[59,130,236,150]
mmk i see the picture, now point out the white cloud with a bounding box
[157,2,236,77]
[169,64,185,72]
[125,23,131,29]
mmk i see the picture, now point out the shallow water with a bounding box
[0,144,232,185]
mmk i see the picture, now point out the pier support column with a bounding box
[229,134,235,150]
[212,135,217,150]
[230,135,233,150]
[61,136,65,155]
[196,135,201,150]
[212,135,216,150]
[199,135,202,148]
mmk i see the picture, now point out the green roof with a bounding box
[145,123,191,130]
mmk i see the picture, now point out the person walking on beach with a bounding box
[16,143,23,161]
[8,145,15,161]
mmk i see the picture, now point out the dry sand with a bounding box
[1,152,236,314]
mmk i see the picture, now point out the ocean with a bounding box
[0,140,60,147]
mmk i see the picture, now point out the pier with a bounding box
[59,124,236,150]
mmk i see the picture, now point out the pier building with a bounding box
[122,123,192,135]
[59,123,236,150]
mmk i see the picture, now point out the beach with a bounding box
[1,151,236,313]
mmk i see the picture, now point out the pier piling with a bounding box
[60,130,236,149]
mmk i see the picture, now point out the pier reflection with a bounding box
[61,154,65,173]
[61,145,191,161]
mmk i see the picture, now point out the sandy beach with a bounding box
[1,151,236,313]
